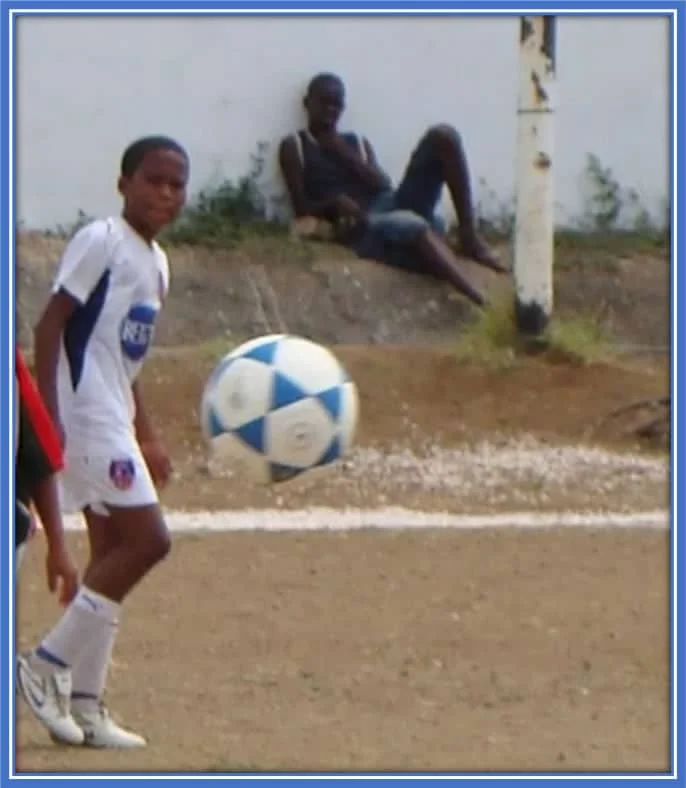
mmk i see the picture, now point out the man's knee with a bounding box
[425,123,463,154]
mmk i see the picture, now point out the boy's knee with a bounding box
[129,511,171,567]
[147,528,171,564]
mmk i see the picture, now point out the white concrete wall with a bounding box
[15,13,669,229]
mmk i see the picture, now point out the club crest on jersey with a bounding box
[120,302,158,362]
[109,459,135,491]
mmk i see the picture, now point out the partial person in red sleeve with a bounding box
[15,346,78,602]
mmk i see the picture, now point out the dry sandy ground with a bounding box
[15,346,671,774]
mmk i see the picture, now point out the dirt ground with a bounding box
[17,526,670,774]
[14,234,672,774]
[16,232,670,350]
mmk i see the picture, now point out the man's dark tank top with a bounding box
[293,130,391,211]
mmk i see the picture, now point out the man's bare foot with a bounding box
[460,235,508,274]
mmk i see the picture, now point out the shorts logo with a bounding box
[109,459,136,491]
[120,302,158,362]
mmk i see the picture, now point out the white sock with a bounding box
[31,586,121,676]
[71,618,119,704]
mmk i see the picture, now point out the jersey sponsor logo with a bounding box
[120,302,158,362]
[109,458,136,491]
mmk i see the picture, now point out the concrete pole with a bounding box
[514,15,557,337]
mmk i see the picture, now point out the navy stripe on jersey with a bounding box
[63,271,111,391]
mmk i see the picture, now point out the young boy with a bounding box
[15,345,78,601]
[16,136,189,749]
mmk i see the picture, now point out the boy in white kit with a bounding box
[17,136,189,749]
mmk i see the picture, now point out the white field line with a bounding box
[61,507,670,533]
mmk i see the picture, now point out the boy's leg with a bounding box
[394,125,503,270]
[15,502,87,746]
[18,447,169,749]
[19,503,169,748]
[67,503,169,748]
[69,507,121,712]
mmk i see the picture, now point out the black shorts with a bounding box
[15,398,54,548]
[16,501,32,549]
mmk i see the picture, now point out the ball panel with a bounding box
[208,357,274,429]
[203,404,227,440]
[314,386,342,421]
[316,434,342,468]
[234,415,266,454]
[271,370,310,412]
[266,397,334,469]
[272,337,345,394]
[236,336,283,366]
[228,333,286,360]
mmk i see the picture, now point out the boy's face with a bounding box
[305,78,345,132]
[119,148,188,237]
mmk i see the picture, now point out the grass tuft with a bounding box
[455,293,611,367]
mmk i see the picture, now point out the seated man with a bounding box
[279,72,505,308]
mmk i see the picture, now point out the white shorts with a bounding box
[60,438,158,517]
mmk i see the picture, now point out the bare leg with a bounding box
[429,125,507,271]
[415,228,487,307]
[398,125,506,272]
[82,507,118,584]
[82,503,170,603]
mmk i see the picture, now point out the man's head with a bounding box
[118,136,189,240]
[303,73,345,132]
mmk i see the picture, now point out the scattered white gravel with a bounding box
[201,435,668,512]
[342,440,666,494]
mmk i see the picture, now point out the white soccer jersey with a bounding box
[52,217,169,457]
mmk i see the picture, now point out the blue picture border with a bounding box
[1,1,681,785]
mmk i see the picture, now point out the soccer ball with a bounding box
[200,334,359,484]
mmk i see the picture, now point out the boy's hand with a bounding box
[46,544,79,606]
[140,440,173,489]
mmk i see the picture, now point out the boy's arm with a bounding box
[30,476,79,605]
[133,379,161,446]
[34,220,111,432]
[133,381,172,488]
[34,291,79,435]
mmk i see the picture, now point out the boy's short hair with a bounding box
[120,136,188,177]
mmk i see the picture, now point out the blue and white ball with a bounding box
[201,334,359,484]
